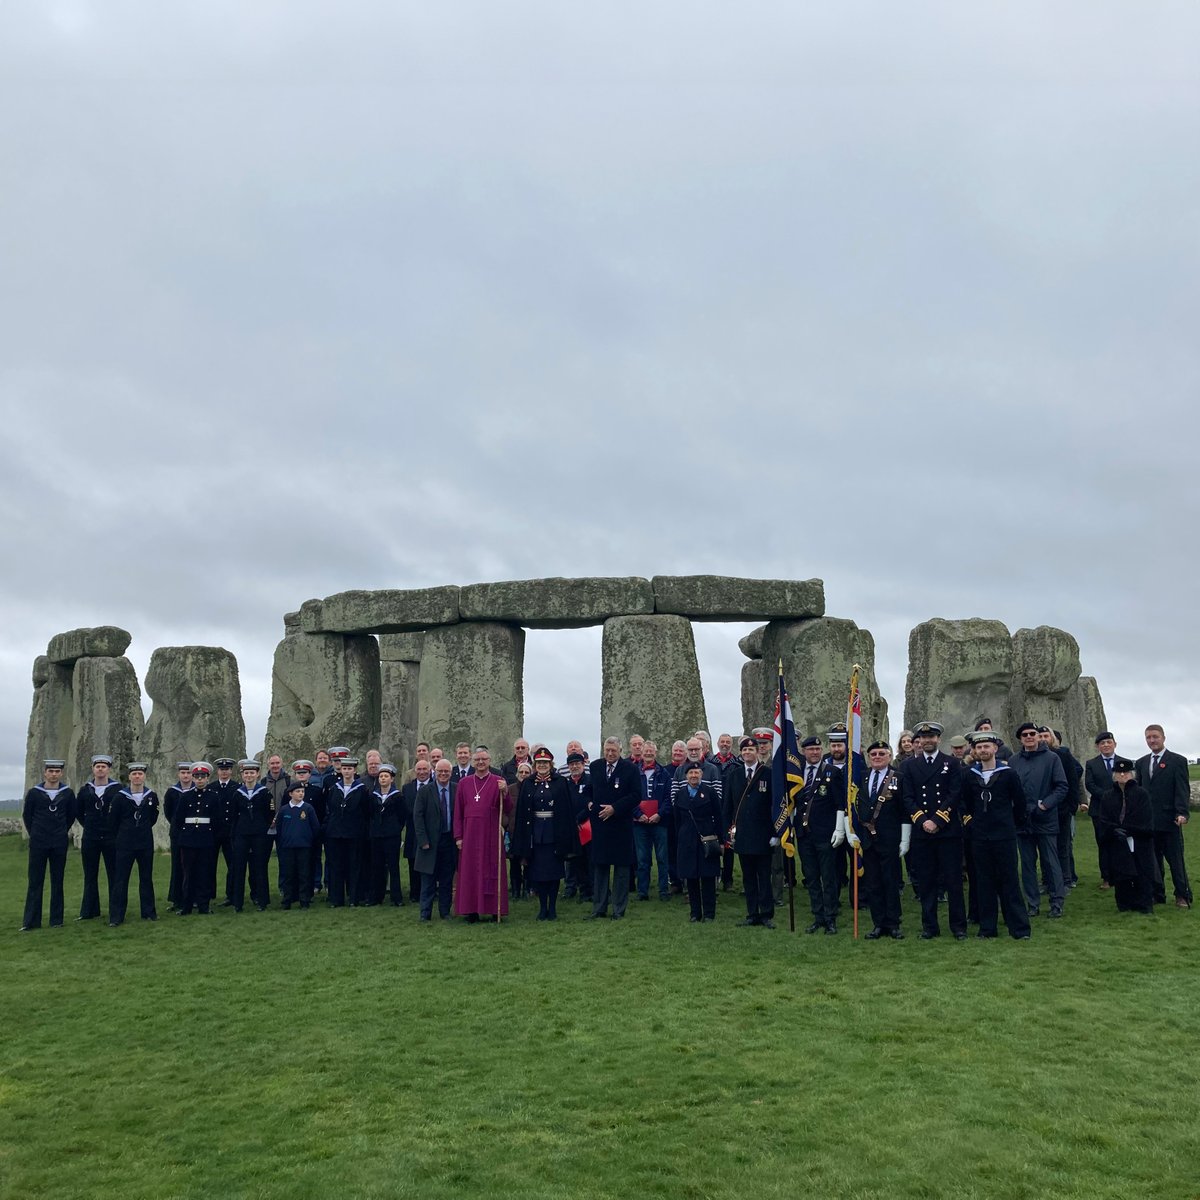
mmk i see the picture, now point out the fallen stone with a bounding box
[750,618,888,746]
[903,618,1015,739]
[140,647,247,845]
[739,625,767,660]
[263,632,381,766]
[300,586,461,635]
[47,626,132,665]
[653,576,824,621]
[459,577,654,628]
[417,623,524,759]
[600,615,708,752]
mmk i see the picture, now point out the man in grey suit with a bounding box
[1136,724,1192,909]
[415,758,457,921]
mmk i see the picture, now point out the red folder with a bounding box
[639,799,659,819]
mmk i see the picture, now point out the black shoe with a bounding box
[738,918,760,927]
[281,903,291,910]
[1048,908,1063,919]
[219,900,234,908]
[689,915,700,923]
[300,903,310,909]
[659,894,671,901]
[888,929,905,940]
[824,923,837,935]
[19,925,33,932]
[976,931,997,939]
[419,915,431,923]
[1027,907,1040,918]
[761,919,776,930]
[865,927,883,940]
[805,922,824,934]
[583,912,605,921]
[610,913,624,920]
[919,930,938,939]
[637,894,649,901]
[953,932,967,940]
[1015,933,1031,940]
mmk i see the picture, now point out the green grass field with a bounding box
[2,833,1198,1200]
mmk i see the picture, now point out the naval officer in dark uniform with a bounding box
[176,761,217,914]
[730,731,776,928]
[899,721,966,939]
[21,759,76,931]
[107,762,160,925]
[77,753,120,921]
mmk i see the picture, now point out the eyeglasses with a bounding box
[1020,731,1039,738]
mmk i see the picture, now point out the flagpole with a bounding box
[498,778,505,924]
[847,664,861,941]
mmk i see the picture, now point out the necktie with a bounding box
[747,767,753,781]
[1105,758,1113,772]
[1152,754,1160,775]
[806,767,815,788]
[607,764,614,780]
[441,787,450,829]
[870,771,880,800]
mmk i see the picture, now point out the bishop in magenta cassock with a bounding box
[454,747,513,921]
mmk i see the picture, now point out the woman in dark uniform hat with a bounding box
[512,748,580,921]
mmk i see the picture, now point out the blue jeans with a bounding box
[634,822,670,898]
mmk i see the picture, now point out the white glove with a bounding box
[899,824,912,858]
[831,810,846,848]
[846,827,861,851]
[769,837,780,847]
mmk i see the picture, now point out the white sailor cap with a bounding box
[91,754,114,766]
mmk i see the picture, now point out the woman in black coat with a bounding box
[1096,759,1157,915]
[512,749,580,921]
[673,765,723,922]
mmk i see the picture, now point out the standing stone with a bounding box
[380,660,421,775]
[416,623,524,758]
[66,657,145,811]
[903,619,1015,739]
[140,647,246,844]
[1011,626,1082,698]
[600,616,708,752]
[1073,676,1108,746]
[749,618,888,745]
[263,632,381,766]
[739,625,767,660]
[25,657,75,796]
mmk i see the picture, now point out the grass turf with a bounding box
[1,834,1198,1200]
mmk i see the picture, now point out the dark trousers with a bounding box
[231,833,272,910]
[862,842,902,931]
[1090,814,1107,881]
[1057,810,1077,885]
[79,837,115,919]
[23,842,68,929]
[406,857,420,903]
[509,855,528,898]
[179,845,213,913]
[738,852,774,922]
[110,847,156,923]
[797,833,840,927]
[370,835,404,904]
[909,837,966,936]
[963,838,978,922]
[1019,825,1064,912]
[591,863,630,918]
[326,837,360,906]
[565,845,592,898]
[168,834,182,906]
[211,834,234,902]
[721,847,736,889]
[1152,827,1192,903]
[533,880,561,918]
[419,835,458,919]
[666,820,681,887]
[311,832,325,889]
[279,846,315,906]
[973,838,1029,937]
[355,837,372,904]
[685,876,716,920]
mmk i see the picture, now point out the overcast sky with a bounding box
[2,2,1197,794]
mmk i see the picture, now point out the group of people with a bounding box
[18,720,1191,940]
